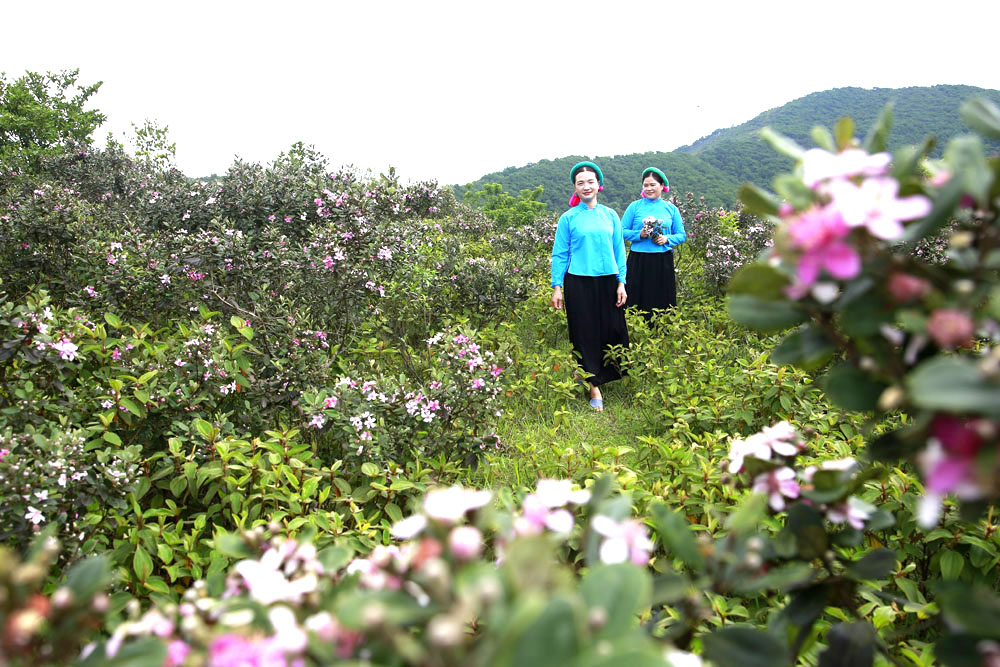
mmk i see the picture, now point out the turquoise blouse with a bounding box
[550,202,627,288]
[621,197,686,253]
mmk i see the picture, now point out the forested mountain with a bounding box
[455,85,1000,214]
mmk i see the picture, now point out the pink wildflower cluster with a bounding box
[781,148,931,298]
[917,414,999,527]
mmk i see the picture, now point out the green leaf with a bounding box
[384,502,403,523]
[103,431,122,446]
[782,582,831,627]
[738,183,781,217]
[64,555,111,600]
[580,564,651,639]
[104,312,122,328]
[823,363,886,412]
[945,134,993,205]
[863,103,893,154]
[787,502,827,560]
[845,549,897,581]
[760,127,804,160]
[834,117,855,151]
[934,634,984,667]
[725,493,768,537]
[360,462,380,477]
[702,626,790,667]
[769,326,834,371]
[651,504,704,569]
[907,357,1000,418]
[727,294,806,334]
[934,581,1000,639]
[735,562,814,594]
[939,549,965,580]
[727,264,790,300]
[119,398,143,417]
[230,315,245,329]
[83,638,167,667]
[811,125,836,152]
[508,596,580,667]
[960,97,1000,140]
[137,369,158,385]
[143,576,170,595]
[133,546,153,582]
[818,622,877,667]
[194,418,215,440]
[212,530,255,560]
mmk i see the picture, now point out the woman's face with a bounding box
[642,175,664,200]
[574,170,599,203]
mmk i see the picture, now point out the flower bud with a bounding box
[448,526,483,561]
[955,279,975,295]
[51,587,74,609]
[927,309,974,349]
[91,593,110,613]
[950,231,974,248]
[878,386,905,411]
[428,614,464,647]
[887,273,931,303]
[744,553,762,570]
[931,414,984,458]
[746,537,764,553]
[361,602,386,630]
[588,607,608,631]
[859,357,878,372]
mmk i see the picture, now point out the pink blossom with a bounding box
[592,515,653,565]
[785,205,860,287]
[52,339,78,361]
[926,309,974,349]
[309,414,326,429]
[470,378,485,390]
[164,640,190,667]
[449,526,483,560]
[423,486,492,523]
[887,272,931,303]
[209,634,286,667]
[826,177,931,240]
[826,497,873,530]
[752,467,800,511]
[800,148,891,188]
[323,396,338,409]
[24,506,44,525]
[112,348,121,361]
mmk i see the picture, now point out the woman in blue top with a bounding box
[551,161,628,411]
[621,167,686,321]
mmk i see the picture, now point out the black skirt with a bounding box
[563,273,629,386]
[625,250,676,320]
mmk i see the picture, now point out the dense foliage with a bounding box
[1,70,999,667]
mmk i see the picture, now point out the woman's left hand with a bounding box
[616,283,627,307]
[653,234,668,246]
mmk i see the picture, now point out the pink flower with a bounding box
[825,497,873,530]
[323,396,338,409]
[52,339,78,361]
[592,515,653,565]
[826,177,931,240]
[926,309,974,349]
[752,467,800,511]
[164,640,190,667]
[423,486,492,523]
[309,414,326,429]
[449,526,483,560]
[470,378,485,390]
[887,272,931,303]
[785,205,860,287]
[931,414,985,458]
[24,506,44,525]
[112,348,121,361]
[800,148,891,188]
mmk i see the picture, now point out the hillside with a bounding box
[455,84,1000,214]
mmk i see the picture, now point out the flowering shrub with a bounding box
[300,326,509,464]
[727,102,1000,663]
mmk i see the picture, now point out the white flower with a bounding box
[24,506,44,525]
[423,486,492,523]
[392,515,428,540]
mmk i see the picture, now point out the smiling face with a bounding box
[574,169,600,204]
[642,175,664,200]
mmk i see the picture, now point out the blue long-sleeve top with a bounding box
[550,202,627,288]
[621,197,686,253]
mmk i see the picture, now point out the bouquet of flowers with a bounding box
[641,216,663,239]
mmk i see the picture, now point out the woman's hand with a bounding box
[616,283,627,307]
[551,286,563,310]
[639,228,650,238]
[653,234,668,246]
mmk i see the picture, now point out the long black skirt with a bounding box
[626,250,676,321]
[563,273,628,386]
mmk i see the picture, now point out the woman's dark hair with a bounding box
[641,170,665,186]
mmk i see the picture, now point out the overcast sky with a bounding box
[5,1,998,185]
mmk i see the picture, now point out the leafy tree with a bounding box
[463,182,547,228]
[0,69,105,174]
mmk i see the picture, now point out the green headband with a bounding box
[571,161,604,185]
[642,167,668,188]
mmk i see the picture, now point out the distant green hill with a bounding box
[455,84,1000,215]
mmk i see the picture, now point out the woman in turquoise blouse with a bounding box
[551,161,628,411]
[621,167,686,321]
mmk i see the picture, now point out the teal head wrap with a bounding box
[571,161,604,185]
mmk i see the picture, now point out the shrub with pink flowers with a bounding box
[726,101,1000,663]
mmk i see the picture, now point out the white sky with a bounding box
[5,0,998,184]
